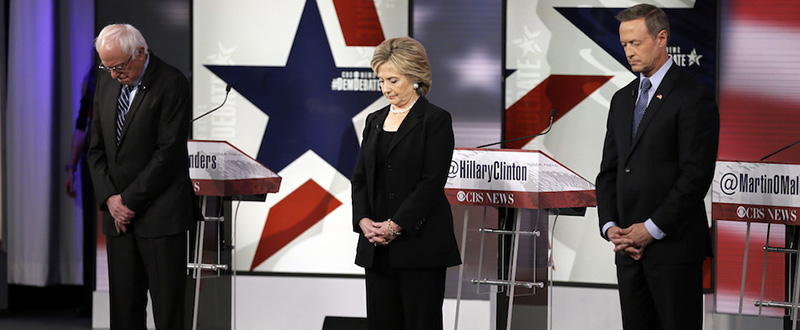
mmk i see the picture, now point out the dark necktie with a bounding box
[632,77,652,136]
[116,85,134,143]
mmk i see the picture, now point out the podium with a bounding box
[712,160,800,329]
[445,148,595,330]
[187,140,281,330]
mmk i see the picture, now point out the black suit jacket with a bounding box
[88,53,197,238]
[596,64,719,265]
[352,97,462,269]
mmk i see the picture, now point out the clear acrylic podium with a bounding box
[445,148,596,330]
[187,140,281,330]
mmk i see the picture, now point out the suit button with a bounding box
[388,193,395,199]
[387,165,393,172]
[624,168,631,173]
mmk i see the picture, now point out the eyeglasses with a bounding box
[98,56,132,73]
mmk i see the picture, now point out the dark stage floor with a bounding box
[0,309,91,329]
[0,284,93,329]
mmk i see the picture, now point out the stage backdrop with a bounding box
[189,0,800,325]
[193,0,727,288]
[193,0,407,275]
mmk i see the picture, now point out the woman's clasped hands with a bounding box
[358,217,402,246]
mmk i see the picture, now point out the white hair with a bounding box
[95,24,148,57]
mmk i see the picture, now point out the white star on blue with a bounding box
[206,0,380,178]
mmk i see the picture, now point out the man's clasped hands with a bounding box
[607,222,656,260]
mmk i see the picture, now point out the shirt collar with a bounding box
[133,52,150,87]
[639,56,672,91]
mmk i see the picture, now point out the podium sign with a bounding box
[445,148,596,209]
[188,140,281,197]
[712,161,800,226]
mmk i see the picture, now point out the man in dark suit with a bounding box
[88,23,196,330]
[595,4,719,330]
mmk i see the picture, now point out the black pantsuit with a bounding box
[365,266,446,330]
[352,97,461,330]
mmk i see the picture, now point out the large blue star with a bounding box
[206,0,380,178]
[555,0,717,92]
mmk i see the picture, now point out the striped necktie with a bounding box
[116,85,135,143]
[632,77,651,137]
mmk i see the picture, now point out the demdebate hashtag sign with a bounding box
[712,161,800,226]
[445,148,596,209]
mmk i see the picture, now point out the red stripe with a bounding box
[730,0,800,28]
[250,180,342,270]
[719,91,800,163]
[712,202,800,226]
[332,0,385,46]
[505,75,611,149]
[192,178,282,196]
[445,189,596,209]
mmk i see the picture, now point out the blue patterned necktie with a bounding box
[116,85,135,143]
[632,77,652,136]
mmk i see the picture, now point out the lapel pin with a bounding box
[656,94,663,100]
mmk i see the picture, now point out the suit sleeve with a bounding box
[87,78,118,209]
[650,88,719,235]
[351,113,374,233]
[119,72,192,212]
[596,94,621,239]
[390,109,454,235]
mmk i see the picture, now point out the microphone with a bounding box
[476,108,556,148]
[191,84,232,122]
[761,138,800,161]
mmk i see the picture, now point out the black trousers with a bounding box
[365,266,447,330]
[107,232,186,330]
[617,261,703,330]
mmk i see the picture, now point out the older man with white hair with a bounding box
[88,23,198,330]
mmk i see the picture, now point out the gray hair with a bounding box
[615,4,670,42]
[95,24,148,57]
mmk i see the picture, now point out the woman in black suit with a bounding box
[352,37,461,330]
